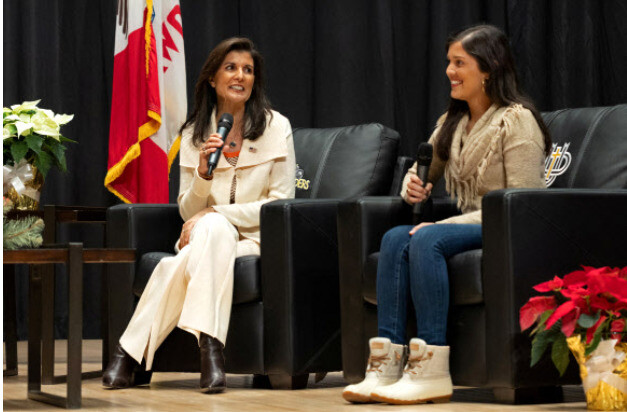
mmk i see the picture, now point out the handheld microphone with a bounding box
[206,113,234,176]
[412,142,433,223]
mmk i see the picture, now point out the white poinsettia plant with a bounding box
[3,100,75,177]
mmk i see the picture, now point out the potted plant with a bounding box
[3,100,75,210]
[520,266,627,410]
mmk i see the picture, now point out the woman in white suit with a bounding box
[103,37,296,394]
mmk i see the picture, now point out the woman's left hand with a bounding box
[409,222,434,235]
[179,207,214,248]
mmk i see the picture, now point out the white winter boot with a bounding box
[370,338,453,404]
[342,337,406,403]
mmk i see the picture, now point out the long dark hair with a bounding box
[180,37,272,146]
[435,24,551,160]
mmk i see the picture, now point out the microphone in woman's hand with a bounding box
[207,113,234,176]
[412,142,433,221]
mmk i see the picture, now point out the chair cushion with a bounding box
[448,249,483,305]
[133,252,172,297]
[362,249,483,306]
[134,252,262,305]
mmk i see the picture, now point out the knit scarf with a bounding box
[444,103,525,210]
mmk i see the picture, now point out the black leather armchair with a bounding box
[338,105,627,403]
[105,123,408,389]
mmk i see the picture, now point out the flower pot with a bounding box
[3,160,44,210]
[568,335,627,410]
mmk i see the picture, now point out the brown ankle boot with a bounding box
[199,333,226,393]
[102,344,152,389]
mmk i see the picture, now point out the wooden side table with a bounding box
[40,205,108,384]
[3,243,135,409]
[3,205,108,382]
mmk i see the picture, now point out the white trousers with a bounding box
[119,213,260,369]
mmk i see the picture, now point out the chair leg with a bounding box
[493,386,564,404]
[252,374,272,389]
[267,373,309,390]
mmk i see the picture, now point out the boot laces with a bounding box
[366,353,391,373]
[405,350,433,375]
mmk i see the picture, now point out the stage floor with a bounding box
[3,340,587,411]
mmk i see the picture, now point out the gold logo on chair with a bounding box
[295,164,310,190]
[545,143,572,187]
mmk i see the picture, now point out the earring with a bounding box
[482,79,486,93]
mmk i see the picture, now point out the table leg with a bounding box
[41,264,56,384]
[28,265,43,394]
[66,243,82,408]
[101,263,109,371]
[28,265,69,408]
[42,205,57,384]
[27,244,84,409]
[3,264,18,376]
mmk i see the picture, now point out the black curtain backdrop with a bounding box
[4,0,627,339]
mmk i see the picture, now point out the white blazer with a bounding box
[177,110,296,245]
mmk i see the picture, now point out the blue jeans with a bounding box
[376,224,482,345]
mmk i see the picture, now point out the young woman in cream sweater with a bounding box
[343,24,551,405]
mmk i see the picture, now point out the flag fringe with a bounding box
[145,0,154,76]
[168,135,181,175]
[104,111,161,203]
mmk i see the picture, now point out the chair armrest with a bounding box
[106,203,182,253]
[260,198,343,375]
[337,196,411,381]
[104,203,182,359]
[338,196,412,259]
[482,188,627,388]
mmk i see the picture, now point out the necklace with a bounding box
[226,130,242,149]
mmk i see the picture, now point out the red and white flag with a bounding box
[105,0,187,203]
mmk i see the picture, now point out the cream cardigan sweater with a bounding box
[177,110,296,244]
[401,104,546,225]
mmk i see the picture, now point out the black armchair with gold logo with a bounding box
[338,105,627,403]
[105,123,411,389]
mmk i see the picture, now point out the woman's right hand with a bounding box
[197,133,225,178]
[406,175,433,204]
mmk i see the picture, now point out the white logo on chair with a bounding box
[295,164,310,190]
[545,143,572,187]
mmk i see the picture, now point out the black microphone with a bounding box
[412,142,433,223]
[206,113,234,176]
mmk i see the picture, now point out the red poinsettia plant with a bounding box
[520,266,627,375]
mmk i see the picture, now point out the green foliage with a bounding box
[3,215,44,250]
[585,327,604,356]
[578,313,600,329]
[34,150,54,176]
[45,139,68,171]
[10,140,29,164]
[531,322,561,367]
[551,335,570,376]
[531,310,553,335]
[25,134,44,154]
